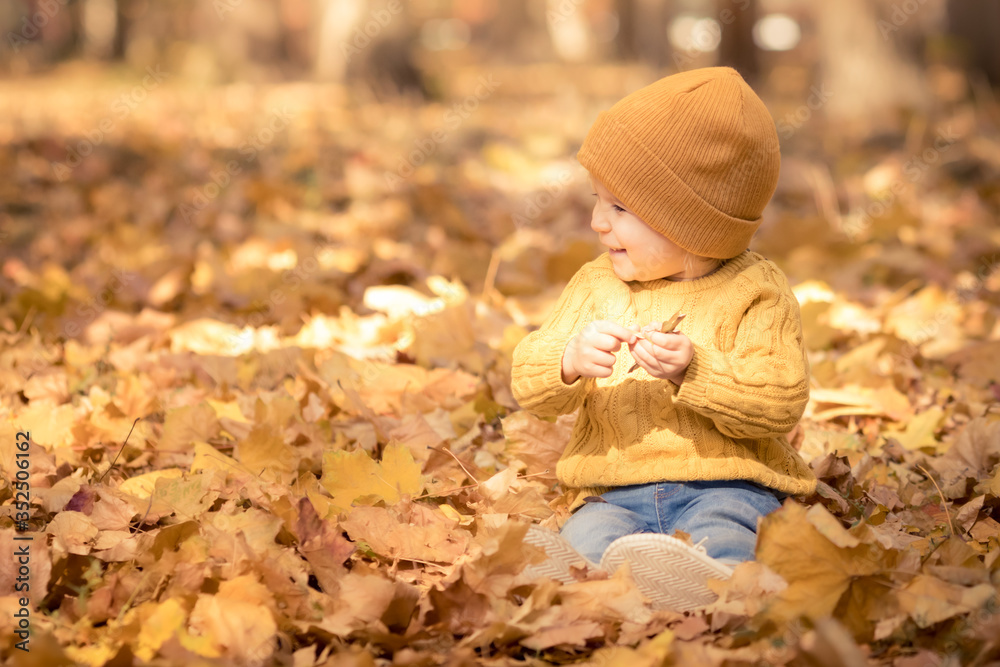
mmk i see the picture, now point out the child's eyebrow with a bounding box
[589,179,627,206]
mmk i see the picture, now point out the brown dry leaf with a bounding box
[316,571,398,637]
[809,384,913,422]
[706,560,789,620]
[48,511,99,560]
[896,575,997,628]
[296,497,355,595]
[756,501,888,623]
[943,415,1000,475]
[944,340,1000,388]
[469,467,554,520]
[189,582,278,663]
[386,412,450,466]
[500,410,575,484]
[158,402,220,454]
[557,571,653,626]
[884,285,965,359]
[90,488,140,531]
[340,504,469,563]
[518,610,605,652]
[23,371,69,404]
[93,530,142,562]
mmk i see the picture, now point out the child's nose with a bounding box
[590,209,611,233]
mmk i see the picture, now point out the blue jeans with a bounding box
[560,480,785,566]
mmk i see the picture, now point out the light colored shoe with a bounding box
[599,533,734,612]
[519,525,603,585]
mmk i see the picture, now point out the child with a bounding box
[509,67,817,612]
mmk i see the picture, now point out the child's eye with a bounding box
[592,194,626,214]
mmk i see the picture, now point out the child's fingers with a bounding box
[648,331,685,349]
[591,320,639,345]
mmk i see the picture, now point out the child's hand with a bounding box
[561,320,639,383]
[627,324,694,384]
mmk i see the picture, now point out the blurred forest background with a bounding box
[3,1,1000,666]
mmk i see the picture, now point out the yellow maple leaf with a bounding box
[321,442,422,513]
[158,402,220,453]
[884,406,945,451]
[235,423,296,485]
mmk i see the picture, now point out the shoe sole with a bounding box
[600,533,733,612]
[519,525,600,585]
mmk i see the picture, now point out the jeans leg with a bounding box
[667,481,783,564]
[560,499,652,564]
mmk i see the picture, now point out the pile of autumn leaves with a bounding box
[2,74,1000,666]
[2,307,1000,666]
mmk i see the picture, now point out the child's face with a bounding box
[589,174,715,282]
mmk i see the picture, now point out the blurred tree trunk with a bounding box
[616,0,670,68]
[717,0,759,84]
[113,0,137,60]
[315,0,367,81]
[815,0,928,127]
[314,0,427,100]
[82,0,128,60]
[947,0,1000,85]
[546,0,594,63]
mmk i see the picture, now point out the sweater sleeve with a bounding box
[674,281,809,439]
[509,265,597,417]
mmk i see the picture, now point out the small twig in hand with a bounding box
[98,418,141,484]
[916,463,956,538]
[628,311,686,373]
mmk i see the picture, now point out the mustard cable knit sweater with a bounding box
[510,250,817,498]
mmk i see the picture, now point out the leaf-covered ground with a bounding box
[1,63,1000,666]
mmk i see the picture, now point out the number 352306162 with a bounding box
[14,431,31,530]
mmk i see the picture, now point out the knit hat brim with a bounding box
[578,113,762,260]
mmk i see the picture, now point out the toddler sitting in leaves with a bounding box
[510,66,817,612]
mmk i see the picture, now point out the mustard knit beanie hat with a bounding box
[577,67,780,259]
